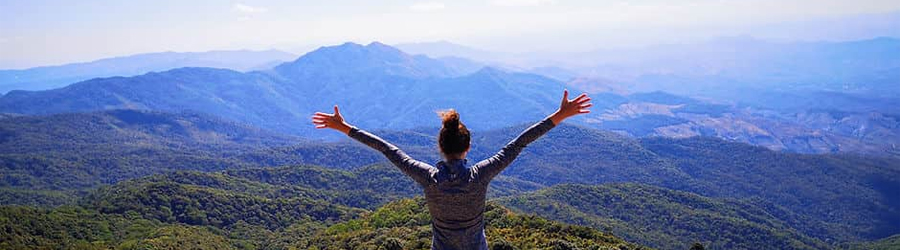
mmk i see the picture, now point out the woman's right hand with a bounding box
[549,89,592,125]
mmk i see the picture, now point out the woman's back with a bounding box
[347,118,557,249]
[427,159,491,250]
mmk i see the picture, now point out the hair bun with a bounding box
[437,109,470,157]
[440,109,460,130]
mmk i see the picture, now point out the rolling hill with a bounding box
[0,110,546,206]
[498,183,829,249]
[0,165,644,250]
[300,197,643,250]
[475,124,900,242]
[2,108,898,247]
[2,161,858,249]
[0,110,299,192]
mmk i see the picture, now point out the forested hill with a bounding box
[0,110,300,192]
[0,109,300,154]
[0,165,644,250]
[0,110,541,198]
[2,163,863,249]
[2,110,900,248]
[302,197,642,250]
[498,183,830,249]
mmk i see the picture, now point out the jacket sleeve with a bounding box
[348,127,436,186]
[473,118,556,183]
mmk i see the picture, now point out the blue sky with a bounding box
[1,0,899,68]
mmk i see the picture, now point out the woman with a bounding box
[311,90,592,250]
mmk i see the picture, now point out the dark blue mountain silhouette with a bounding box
[0,42,572,137]
[0,49,296,93]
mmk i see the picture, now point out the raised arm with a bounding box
[312,105,436,186]
[474,90,592,182]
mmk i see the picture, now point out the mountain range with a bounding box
[593,91,900,156]
[0,42,563,138]
[2,40,898,157]
[396,37,900,98]
[0,49,296,93]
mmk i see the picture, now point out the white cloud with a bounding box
[410,2,446,12]
[232,3,267,13]
[489,0,557,7]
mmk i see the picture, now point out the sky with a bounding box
[1,0,899,69]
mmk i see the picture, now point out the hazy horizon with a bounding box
[2,0,900,69]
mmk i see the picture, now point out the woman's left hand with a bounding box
[312,105,352,134]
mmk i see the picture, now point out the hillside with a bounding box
[0,110,543,205]
[299,198,643,250]
[592,91,900,156]
[2,163,849,250]
[498,183,829,249]
[482,125,900,242]
[327,123,900,244]
[0,110,298,192]
[2,108,898,246]
[641,137,900,240]
[0,67,321,135]
[0,109,298,154]
[0,166,644,250]
[849,234,900,250]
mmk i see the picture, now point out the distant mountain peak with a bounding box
[366,41,390,48]
[273,41,467,79]
[475,66,505,74]
[281,41,408,63]
[394,41,492,60]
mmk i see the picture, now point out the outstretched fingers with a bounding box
[311,112,334,129]
[573,93,589,103]
[578,101,592,113]
[311,104,350,133]
[575,98,591,105]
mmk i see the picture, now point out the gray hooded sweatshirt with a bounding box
[347,118,556,250]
